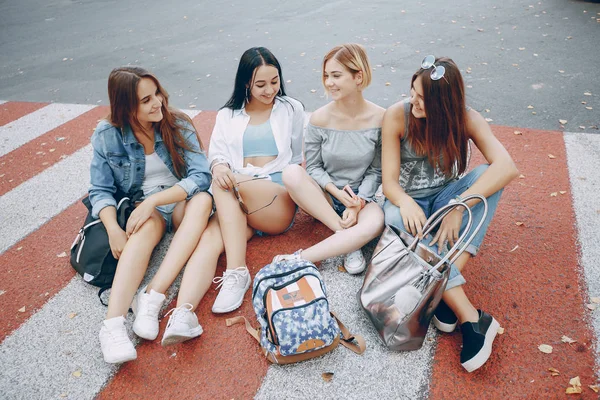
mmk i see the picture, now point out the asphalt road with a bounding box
[0,0,598,131]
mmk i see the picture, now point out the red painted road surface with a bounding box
[0,102,597,399]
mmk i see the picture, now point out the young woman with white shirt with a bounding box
[206,47,304,313]
[275,43,385,274]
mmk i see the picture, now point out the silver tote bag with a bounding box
[359,194,488,351]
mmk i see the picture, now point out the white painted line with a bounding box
[0,103,95,157]
[0,237,179,400]
[0,144,92,254]
[255,257,435,399]
[182,109,201,119]
[0,100,7,105]
[564,131,600,367]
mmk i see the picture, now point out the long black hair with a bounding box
[222,47,288,111]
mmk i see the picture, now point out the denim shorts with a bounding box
[254,206,298,237]
[383,164,503,290]
[326,186,359,217]
[143,185,178,232]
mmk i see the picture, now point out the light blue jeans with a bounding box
[383,164,503,290]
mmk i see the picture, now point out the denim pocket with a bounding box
[107,153,131,184]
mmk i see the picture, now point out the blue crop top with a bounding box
[243,120,279,158]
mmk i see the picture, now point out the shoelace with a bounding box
[212,266,247,290]
[110,324,133,347]
[139,295,161,316]
[164,303,194,329]
[346,250,363,264]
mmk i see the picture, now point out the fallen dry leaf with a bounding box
[385,82,391,86]
[548,154,556,159]
[566,387,583,394]
[582,101,587,104]
[561,335,576,344]
[559,119,568,125]
[485,118,493,122]
[57,252,67,258]
[519,47,526,50]
[538,344,553,354]
[519,174,525,179]
[527,105,534,109]
[590,297,600,304]
[322,372,334,382]
[509,245,519,252]
[18,306,26,313]
[585,106,593,110]
[550,192,558,197]
[69,312,77,319]
[310,89,316,93]
[586,303,597,311]
[548,367,560,375]
[515,221,524,226]
[188,105,196,109]
[532,111,537,115]
[584,92,592,96]
[72,370,82,378]
[559,191,567,195]
[579,126,586,130]
[514,130,522,135]
[0,290,5,296]
[338,265,347,273]
[569,376,582,387]
[497,327,505,335]
[484,108,490,112]
[589,385,599,393]
[559,70,565,73]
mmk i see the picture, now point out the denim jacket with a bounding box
[89,119,211,218]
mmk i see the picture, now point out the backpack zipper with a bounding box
[252,264,318,298]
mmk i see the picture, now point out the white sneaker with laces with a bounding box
[344,249,366,274]
[161,303,203,346]
[272,249,303,263]
[132,286,165,340]
[211,266,251,313]
[99,316,137,364]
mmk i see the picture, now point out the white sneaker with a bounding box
[272,249,303,263]
[344,249,366,274]
[211,266,251,313]
[132,286,165,340]
[161,303,204,346]
[99,316,137,364]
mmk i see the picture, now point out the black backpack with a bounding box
[70,191,142,302]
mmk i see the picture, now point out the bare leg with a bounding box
[442,252,479,323]
[301,202,384,262]
[175,214,254,310]
[106,212,165,318]
[282,164,342,232]
[146,192,213,294]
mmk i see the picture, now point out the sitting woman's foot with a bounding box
[460,310,500,372]
[272,249,303,264]
[131,286,166,340]
[433,300,458,333]
[99,316,137,364]
[211,266,251,313]
[344,249,366,274]
[161,303,203,346]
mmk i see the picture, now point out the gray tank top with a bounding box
[399,100,457,198]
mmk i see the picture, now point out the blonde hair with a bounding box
[321,43,372,90]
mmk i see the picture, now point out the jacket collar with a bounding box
[121,124,163,144]
[232,96,283,117]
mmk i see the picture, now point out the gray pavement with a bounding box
[1,0,599,131]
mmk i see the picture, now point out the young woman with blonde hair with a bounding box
[276,43,385,273]
[381,55,519,372]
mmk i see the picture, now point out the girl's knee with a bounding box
[282,164,306,188]
[188,192,213,213]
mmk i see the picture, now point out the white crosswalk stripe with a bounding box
[0,103,94,157]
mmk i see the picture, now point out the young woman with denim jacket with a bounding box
[381,56,519,372]
[274,44,385,274]
[91,67,213,364]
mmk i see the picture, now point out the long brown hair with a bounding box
[407,57,469,177]
[107,66,201,178]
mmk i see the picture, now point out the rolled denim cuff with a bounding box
[91,197,116,219]
[176,178,200,200]
[445,263,467,291]
[465,243,478,256]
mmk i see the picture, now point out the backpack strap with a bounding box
[226,316,260,343]
[331,311,366,355]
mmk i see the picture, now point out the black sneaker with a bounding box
[460,310,500,372]
[433,300,458,333]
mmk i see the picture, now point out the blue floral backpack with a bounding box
[227,258,366,364]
